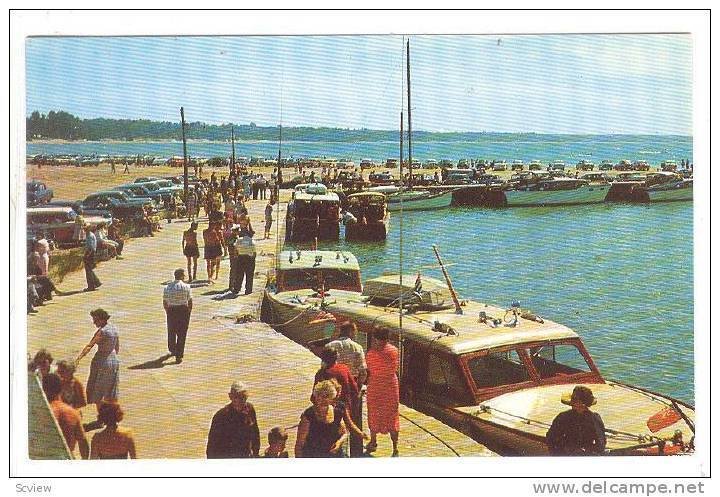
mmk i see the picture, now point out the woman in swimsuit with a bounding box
[182,222,200,282]
[203,222,224,282]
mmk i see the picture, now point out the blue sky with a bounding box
[26,34,692,135]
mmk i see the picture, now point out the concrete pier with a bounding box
[27,192,495,459]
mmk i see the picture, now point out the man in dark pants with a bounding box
[82,225,102,292]
[546,385,606,455]
[234,229,256,295]
[162,268,193,364]
[227,226,240,293]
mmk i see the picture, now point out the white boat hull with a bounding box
[646,181,693,202]
[504,184,610,207]
[387,190,454,211]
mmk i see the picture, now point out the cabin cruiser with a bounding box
[263,253,695,456]
[503,175,610,207]
[262,250,363,346]
[285,183,341,242]
[344,192,389,241]
[642,172,693,202]
[368,185,454,211]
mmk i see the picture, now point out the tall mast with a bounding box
[406,40,413,188]
[230,125,235,175]
[180,107,188,201]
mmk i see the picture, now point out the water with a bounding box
[314,202,694,404]
[28,137,695,403]
[27,134,692,165]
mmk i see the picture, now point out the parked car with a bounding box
[26,180,53,206]
[548,161,566,171]
[112,184,163,204]
[492,160,508,171]
[528,160,544,171]
[27,206,107,247]
[599,160,615,171]
[422,159,438,169]
[445,169,476,185]
[511,160,525,171]
[614,160,634,171]
[633,160,650,171]
[576,160,595,171]
[359,159,376,170]
[369,171,395,186]
[660,160,678,172]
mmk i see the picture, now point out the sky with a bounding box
[25,34,693,135]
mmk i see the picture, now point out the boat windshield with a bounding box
[528,342,592,378]
[279,268,360,292]
[467,350,530,389]
[467,341,596,393]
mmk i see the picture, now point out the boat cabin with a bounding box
[274,250,362,294]
[286,188,341,242]
[345,192,389,241]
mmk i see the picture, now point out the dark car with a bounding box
[27,180,53,206]
[112,184,163,204]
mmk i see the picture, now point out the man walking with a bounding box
[83,225,102,292]
[234,228,256,295]
[206,381,260,458]
[163,268,193,364]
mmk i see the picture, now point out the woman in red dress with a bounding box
[365,327,400,457]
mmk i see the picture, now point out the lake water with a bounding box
[27,134,692,165]
[321,201,695,404]
[27,137,695,403]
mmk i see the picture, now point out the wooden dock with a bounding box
[27,192,496,459]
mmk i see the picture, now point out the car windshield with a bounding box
[144,183,160,191]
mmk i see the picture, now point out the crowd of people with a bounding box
[206,322,402,459]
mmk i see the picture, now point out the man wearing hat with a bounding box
[546,385,606,455]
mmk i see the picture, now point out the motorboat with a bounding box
[262,250,363,346]
[642,172,693,202]
[503,177,610,207]
[344,192,389,241]
[285,183,341,242]
[266,259,695,456]
[368,185,454,211]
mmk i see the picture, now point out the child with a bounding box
[263,426,289,458]
[56,359,87,410]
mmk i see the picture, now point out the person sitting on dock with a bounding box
[546,385,606,456]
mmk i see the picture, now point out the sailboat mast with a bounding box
[406,40,412,188]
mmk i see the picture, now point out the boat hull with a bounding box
[387,190,454,211]
[262,291,336,346]
[646,182,693,202]
[504,184,610,207]
[345,219,389,241]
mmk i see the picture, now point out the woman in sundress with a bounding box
[365,327,400,457]
[76,309,120,414]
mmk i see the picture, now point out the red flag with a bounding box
[646,406,683,433]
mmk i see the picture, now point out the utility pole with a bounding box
[230,125,235,175]
[180,107,188,201]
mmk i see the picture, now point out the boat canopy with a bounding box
[348,192,387,203]
[293,191,339,202]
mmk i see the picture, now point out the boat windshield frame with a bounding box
[459,337,603,403]
[276,267,362,293]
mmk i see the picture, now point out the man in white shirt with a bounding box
[234,229,256,295]
[163,268,193,364]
